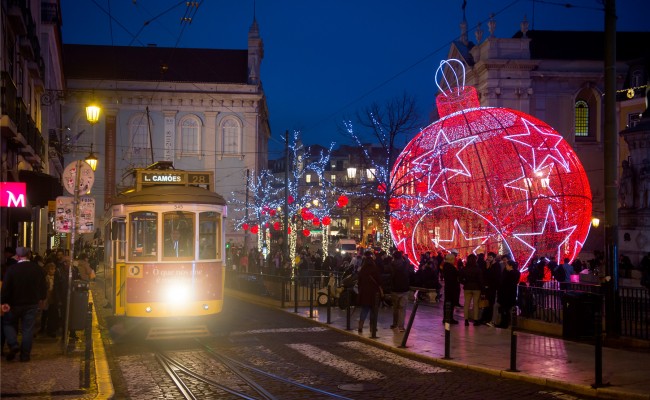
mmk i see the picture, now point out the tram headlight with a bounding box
[165,284,191,304]
[145,306,152,313]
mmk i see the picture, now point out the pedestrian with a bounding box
[357,251,382,338]
[496,260,521,329]
[480,252,501,325]
[441,253,460,324]
[1,247,47,362]
[389,251,411,332]
[460,253,483,326]
[54,256,81,341]
[40,262,59,337]
[76,253,95,281]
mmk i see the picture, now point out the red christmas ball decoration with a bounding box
[242,223,249,231]
[288,195,294,204]
[269,209,277,216]
[250,225,259,234]
[312,217,320,226]
[288,226,292,235]
[273,221,281,230]
[322,216,331,226]
[390,60,591,269]
[337,195,349,207]
[302,229,311,237]
[265,222,270,228]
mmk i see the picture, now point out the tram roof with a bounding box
[114,185,227,206]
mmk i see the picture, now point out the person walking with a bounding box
[496,260,521,329]
[389,251,411,332]
[357,252,382,338]
[460,253,483,326]
[480,252,501,326]
[1,247,47,362]
[441,253,460,324]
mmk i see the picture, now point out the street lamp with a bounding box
[592,217,601,228]
[84,143,98,171]
[85,103,101,124]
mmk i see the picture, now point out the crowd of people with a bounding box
[1,246,97,363]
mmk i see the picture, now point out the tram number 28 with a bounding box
[189,174,208,184]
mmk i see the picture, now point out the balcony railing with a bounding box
[1,71,18,123]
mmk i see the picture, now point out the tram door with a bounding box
[110,218,126,315]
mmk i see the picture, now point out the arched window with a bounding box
[128,113,152,161]
[179,114,201,156]
[221,117,242,155]
[574,100,589,137]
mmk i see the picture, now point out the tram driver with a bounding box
[164,229,190,258]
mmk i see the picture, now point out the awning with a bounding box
[18,170,62,208]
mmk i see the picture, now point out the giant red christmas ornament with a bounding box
[390,60,592,269]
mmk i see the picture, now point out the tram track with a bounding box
[153,339,354,400]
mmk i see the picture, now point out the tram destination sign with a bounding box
[136,170,213,191]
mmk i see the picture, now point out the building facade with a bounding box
[1,0,65,253]
[60,18,270,245]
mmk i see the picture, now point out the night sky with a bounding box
[61,1,650,157]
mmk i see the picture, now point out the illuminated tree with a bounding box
[343,93,425,252]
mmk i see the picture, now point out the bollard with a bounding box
[84,302,93,388]
[326,284,332,324]
[346,291,352,331]
[400,290,420,348]
[593,294,606,388]
[294,277,299,313]
[443,301,452,359]
[507,306,519,372]
[309,278,314,318]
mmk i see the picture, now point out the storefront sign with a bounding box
[0,182,26,207]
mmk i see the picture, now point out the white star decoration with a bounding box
[512,205,577,267]
[432,218,489,255]
[504,159,559,215]
[410,128,478,203]
[503,118,570,172]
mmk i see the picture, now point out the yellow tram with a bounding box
[105,163,227,334]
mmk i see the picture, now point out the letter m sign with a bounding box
[0,182,27,207]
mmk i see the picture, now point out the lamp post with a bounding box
[62,105,101,354]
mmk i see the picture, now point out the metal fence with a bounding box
[517,283,650,340]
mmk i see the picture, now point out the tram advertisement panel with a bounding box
[125,262,223,303]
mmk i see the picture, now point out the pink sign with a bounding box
[0,182,26,208]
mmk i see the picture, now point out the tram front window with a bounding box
[163,211,194,259]
[129,211,157,260]
[199,211,220,260]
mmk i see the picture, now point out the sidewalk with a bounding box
[0,290,114,399]
[3,281,648,400]
[272,294,650,400]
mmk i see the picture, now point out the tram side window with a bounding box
[199,212,220,260]
[129,212,158,260]
[163,211,194,259]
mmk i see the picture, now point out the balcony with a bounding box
[15,98,44,167]
[7,0,28,35]
[48,128,64,173]
[1,71,18,138]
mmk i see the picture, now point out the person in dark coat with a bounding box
[480,252,501,325]
[390,251,411,331]
[1,247,47,362]
[441,253,460,324]
[357,252,382,337]
[496,260,521,329]
[460,253,483,326]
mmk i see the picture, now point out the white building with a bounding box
[61,18,270,245]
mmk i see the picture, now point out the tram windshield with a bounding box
[163,211,194,259]
[129,211,158,261]
[199,211,220,260]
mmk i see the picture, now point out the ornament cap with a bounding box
[436,85,480,117]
